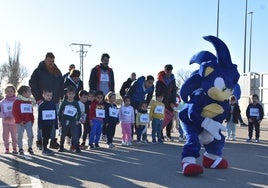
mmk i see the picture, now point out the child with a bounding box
[119,96,135,146]
[149,94,165,144]
[58,86,81,152]
[38,89,58,155]
[88,90,105,149]
[104,91,119,148]
[136,101,150,144]
[246,94,264,143]
[225,95,241,141]
[77,90,88,149]
[0,85,17,154]
[12,85,34,155]
[81,90,95,147]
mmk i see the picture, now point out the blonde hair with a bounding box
[105,91,116,102]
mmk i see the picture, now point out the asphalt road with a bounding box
[0,108,268,188]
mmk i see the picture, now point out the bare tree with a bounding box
[176,68,192,89]
[0,42,28,88]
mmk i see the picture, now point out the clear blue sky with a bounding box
[0,0,267,92]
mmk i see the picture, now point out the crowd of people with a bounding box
[0,52,265,156]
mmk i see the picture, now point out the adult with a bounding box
[63,64,75,82]
[156,64,177,141]
[63,69,83,101]
[29,52,64,149]
[89,53,114,96]
[126,75,155,110]
[88,53,115,139]
[119,72,136,99]
[126,75,155,138]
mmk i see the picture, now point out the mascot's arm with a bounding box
[201,118,226,140]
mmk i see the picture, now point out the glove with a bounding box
[201,117,226,140]
[199,130,214,145]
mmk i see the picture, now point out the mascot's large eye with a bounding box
[214,77,226,91]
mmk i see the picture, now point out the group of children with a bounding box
[0,83,265,156]
[224,94,264,143]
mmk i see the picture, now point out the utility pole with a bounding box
[70,43,92,82]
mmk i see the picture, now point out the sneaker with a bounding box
[42,148,53,155]
[226,136,230,141]
[136,141,141,145]
[240,123,247,127]
[95,143,100,148]
[58,146,64,152]
[232,137,237,141]
[152,139,156,144]
[28,148,34,155]
[178,136,184,142]
[107,143,115,148]
[142,140,149,144]
[19,149,24,155]
[255,139,260,143]
[166,136,174,142]
[76,148,81,153]
[121,141,127,146]
[246,138,252,142]
[89,143,95,149]
[127,141,132,146]
[70,145,75,152]
[12,150,18,155]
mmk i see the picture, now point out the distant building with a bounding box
[239,72,268,118]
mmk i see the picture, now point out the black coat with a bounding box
[119,78,135,98]
[29,61,64,103]
[225,103,241,124]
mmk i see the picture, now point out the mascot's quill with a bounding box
[179,36,240,176]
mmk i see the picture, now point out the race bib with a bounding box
[63,105,77,117]
[3,103,12,113]
[42,110,56,120]
[249,108,259,117]
[100,73,109,82]
[154,105,164,114]
[20,104,33,113]
[96,109,105,118]
[123,109,131,116]
[140,114,149,123]
[109,107,119,118]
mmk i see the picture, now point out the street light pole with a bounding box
[216,0,220,37]
[70,43,92,82]
[243,0,248,73]
[248,11,253,73]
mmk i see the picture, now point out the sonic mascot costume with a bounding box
[179,36,240,176]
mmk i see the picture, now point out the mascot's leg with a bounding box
[202,133,228,169]
[181,130,203,176]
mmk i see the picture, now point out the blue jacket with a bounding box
[126,76,154,109]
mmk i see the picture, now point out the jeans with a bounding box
[60,119,79,148]
[151,118,162,141]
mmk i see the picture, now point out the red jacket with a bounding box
[88,100,105,121]
[12,99,34,124]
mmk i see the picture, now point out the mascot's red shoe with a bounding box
[202,154,228,169]
[182,162,204,176]
[181,157,203,176]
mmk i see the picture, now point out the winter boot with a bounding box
[49,138,60,149]
[36,140,43,150]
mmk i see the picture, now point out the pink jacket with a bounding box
[0,96,17,119]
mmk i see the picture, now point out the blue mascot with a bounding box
[179,36,240,176]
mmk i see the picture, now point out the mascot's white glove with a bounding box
[199,129,214,145]
[201,117,226,140]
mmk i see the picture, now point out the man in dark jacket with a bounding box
[29,52,64,149]
[120,72,136,99]
[156,64,177,141]
[88,53,114,96]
